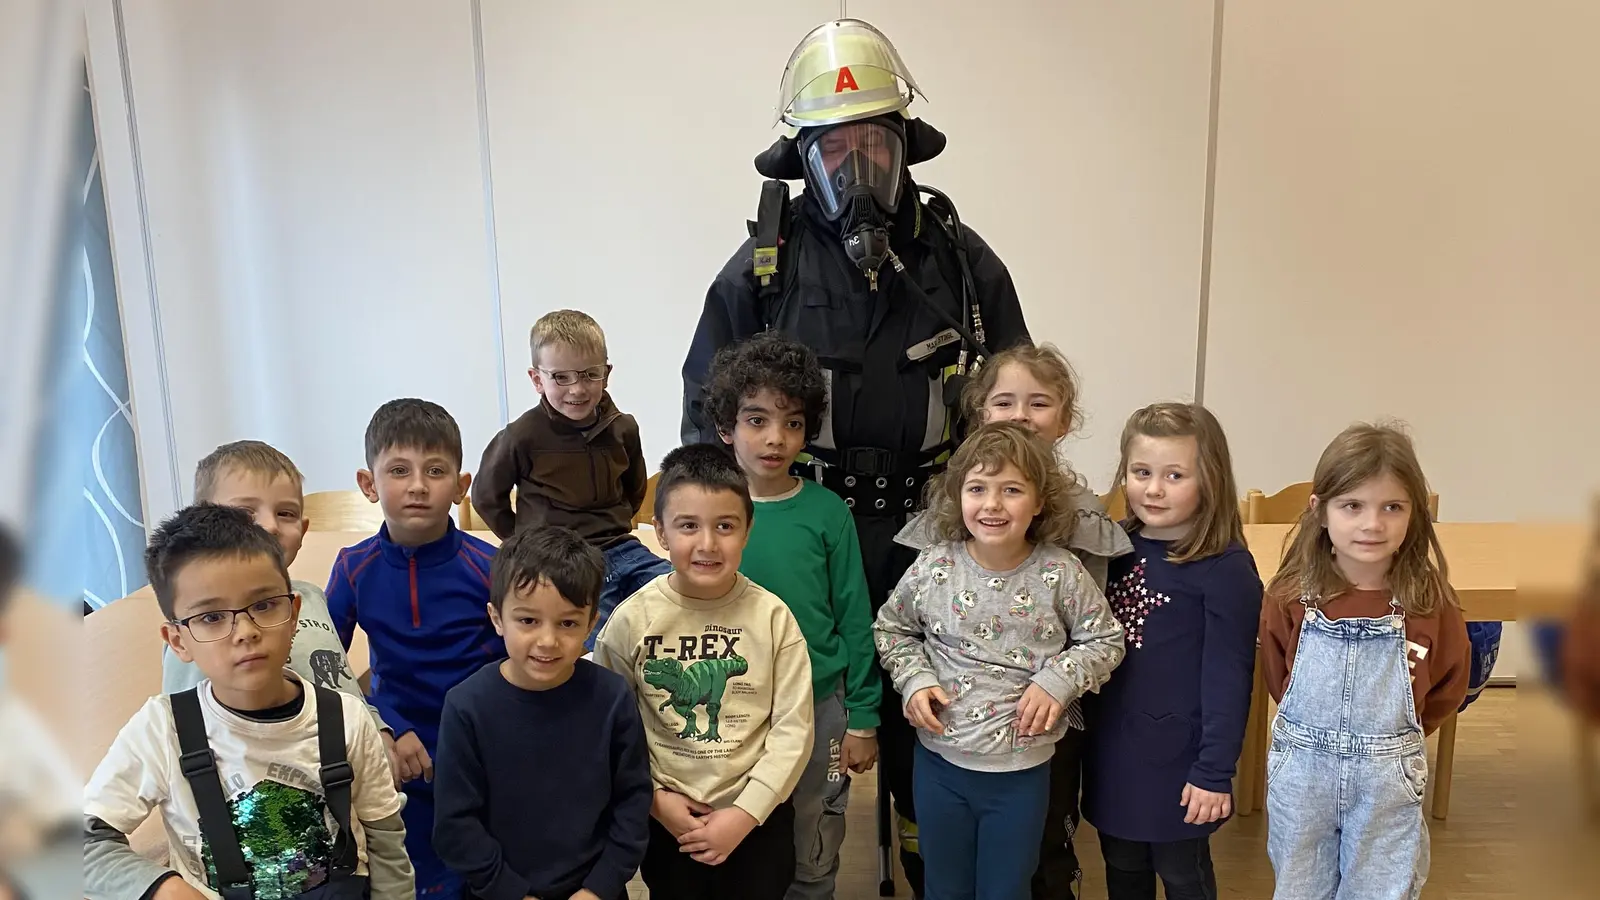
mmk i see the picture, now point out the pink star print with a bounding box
[1106,558,1172,650]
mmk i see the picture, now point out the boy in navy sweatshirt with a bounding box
[327,398,503,897]
[434,525,652,900]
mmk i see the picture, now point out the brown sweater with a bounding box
[471,394,648,548]
[1259,585,1469,736]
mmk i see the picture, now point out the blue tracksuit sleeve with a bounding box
[1188,550,1265,793]
[325,548,415,738]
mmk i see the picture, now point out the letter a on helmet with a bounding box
[775,19,923,129]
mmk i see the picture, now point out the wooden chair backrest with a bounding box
[634,473,660,527]
[1100,484,1250,526]
[1098,485,1127,521]
[1243,482,1440,523]
[303,490,386,533]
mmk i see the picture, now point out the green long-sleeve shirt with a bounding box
[740,479,882,730]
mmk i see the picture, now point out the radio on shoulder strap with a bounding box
[749,179,791,298]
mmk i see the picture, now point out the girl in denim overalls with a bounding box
[1259,424,1470,900]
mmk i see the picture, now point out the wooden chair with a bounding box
[634,472,660,527]
[303,490,386,533]
[82,588,171,857]
[462,486,517,535]
[1097,485,1126,521]
[1244,482,1312,525]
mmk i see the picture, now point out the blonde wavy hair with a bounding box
[923,421,1078,548]
[961,341,1084,438]
[1268,422,1456,616]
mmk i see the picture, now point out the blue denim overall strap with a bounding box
[1266,594,1430,900]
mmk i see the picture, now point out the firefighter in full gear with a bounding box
[680,19,1031,898]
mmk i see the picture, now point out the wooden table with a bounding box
[1517,522,1591,618]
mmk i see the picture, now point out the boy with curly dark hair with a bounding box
[703,332,880,900]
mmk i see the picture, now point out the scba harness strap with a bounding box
[747,178,991,363]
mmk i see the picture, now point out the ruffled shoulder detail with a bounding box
[1064,482,1134,563]
[893,512,937,550]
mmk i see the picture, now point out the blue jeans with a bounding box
[594,537,672,650]
[914,741,1051,900]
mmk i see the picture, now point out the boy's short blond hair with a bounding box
[530,310,608,367]
[193,440,304,503]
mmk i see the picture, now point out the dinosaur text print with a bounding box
[642,624,742,662]
[640,626,755,759]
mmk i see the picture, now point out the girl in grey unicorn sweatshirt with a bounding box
[876,541,1125,770]
[874,422,1125,899]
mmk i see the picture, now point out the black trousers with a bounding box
[640,803,796,900]
[855,516,925,897]
[1031,725,1086,900]
[1097,832,1218,900]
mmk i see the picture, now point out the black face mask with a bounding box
[800,121,906,279]
[839,194,890,274]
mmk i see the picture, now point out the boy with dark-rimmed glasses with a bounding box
[84,504,412,900]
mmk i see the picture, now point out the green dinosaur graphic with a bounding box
[643,654,749,742]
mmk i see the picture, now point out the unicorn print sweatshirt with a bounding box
[874,542,1125,773]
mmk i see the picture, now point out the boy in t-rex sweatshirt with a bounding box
[594,444,813,900]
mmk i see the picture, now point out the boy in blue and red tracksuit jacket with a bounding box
[327,398,505,896]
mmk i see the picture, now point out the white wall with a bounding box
[88,0,506,523]
[846,0,1218,488]
[1204,0,1599,524]
[477,0,841,476]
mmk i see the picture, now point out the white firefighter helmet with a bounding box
[774,19,923,129]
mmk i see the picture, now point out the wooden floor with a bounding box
[629,688,1600,898]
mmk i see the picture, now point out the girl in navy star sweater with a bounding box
[1081,403,1262,900]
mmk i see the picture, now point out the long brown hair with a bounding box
[923,421,1077,548]
[1111,402,1244,564]
[961,341,1084,438]
[1268,423,1455,616]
